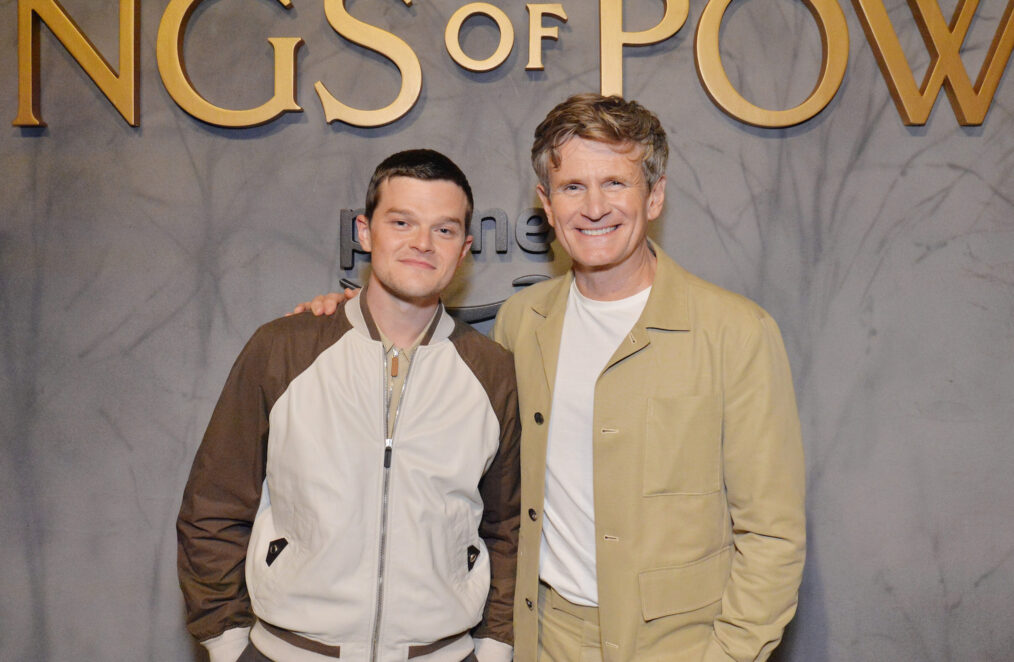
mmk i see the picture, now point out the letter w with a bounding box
[853,0,1014,125]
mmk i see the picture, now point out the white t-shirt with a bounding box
[539,280,651,606]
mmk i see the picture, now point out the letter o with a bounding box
[694,0,849,128]
[445,3,514,72]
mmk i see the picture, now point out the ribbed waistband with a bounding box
[251,620,470,661]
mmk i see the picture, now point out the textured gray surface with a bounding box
[2,0,1013,660]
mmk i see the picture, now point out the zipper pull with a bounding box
[384,438,393,468]
[390,350,399,377]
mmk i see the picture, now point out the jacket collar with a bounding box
[347,283,452,345]
[528,240,691,332]
[531,272,571,392]
[639,241,691,332]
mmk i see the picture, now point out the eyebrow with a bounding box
[383,207,417,218]
[554,177,584,187]
[384,208,465,227]
[555,173,633,187]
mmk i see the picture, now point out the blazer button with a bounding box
[528,508,537,521]
[534,412,544,424]
[526,598,533,610]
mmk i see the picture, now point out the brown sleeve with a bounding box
[451,322,522,646]
[176,325,275,642]
[177,311,350,642]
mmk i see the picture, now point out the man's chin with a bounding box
[376,279,443,307]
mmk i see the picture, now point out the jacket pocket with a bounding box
[466,544,480,571]
[638,546,732,621]
[248,509,297,599]
[265,538,289,566]
[643,394,722,496]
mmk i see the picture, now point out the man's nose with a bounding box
[411,228,434,252]
[582,187,609,220]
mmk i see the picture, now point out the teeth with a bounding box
[580,226,617,236]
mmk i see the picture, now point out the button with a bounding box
[526,598,533,610]
[534,412,544,424]
[528,508,537,521]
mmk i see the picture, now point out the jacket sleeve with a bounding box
[703,313,806,662]
[177,327,274,647]
[473,354,522,652]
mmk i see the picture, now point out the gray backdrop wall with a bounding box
[2,0,1013,660]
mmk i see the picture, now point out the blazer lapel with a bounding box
[532,274,572,396]
[603,244,691,373]
[604,324,651,372]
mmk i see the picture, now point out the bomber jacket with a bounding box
[178,292,521,662]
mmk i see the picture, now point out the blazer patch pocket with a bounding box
[638,546,732,620]
[643,395,722,496]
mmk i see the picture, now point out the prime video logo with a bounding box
[338,207,564,323]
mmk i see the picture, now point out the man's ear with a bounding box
[458,235,474,264]
[647,175,666,221]
[355,215,372,252]
[536,184,556,228]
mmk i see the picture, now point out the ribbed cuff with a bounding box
[202,626,251,662]
[474,637,513,662]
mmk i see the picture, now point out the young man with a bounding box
[302,96,805,662]
[178,150,521,662]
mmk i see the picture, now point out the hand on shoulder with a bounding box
[287,288,359,316]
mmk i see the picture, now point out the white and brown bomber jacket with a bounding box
[177,293,521,662]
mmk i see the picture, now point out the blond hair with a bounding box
[531,94,668,190]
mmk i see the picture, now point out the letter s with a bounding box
[315,0,422,127]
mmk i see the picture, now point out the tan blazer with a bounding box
[493,245,805,662]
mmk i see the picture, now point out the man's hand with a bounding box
[288,288,358,316]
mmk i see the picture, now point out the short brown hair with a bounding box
[364,149,474,226]
[531,94,668,190]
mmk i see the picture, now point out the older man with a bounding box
[302,95,805,662]
[495,94,804,662]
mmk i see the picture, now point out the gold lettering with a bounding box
[526,4,568,71]
[853,0,1014,125]
[600,0,688,96]
[315,0,421,127]
[695,0,849,128]
[14,0,139,127]
[156,0,302,128]
[445,3,515,72]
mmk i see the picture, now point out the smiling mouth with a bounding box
[579,226,618,236]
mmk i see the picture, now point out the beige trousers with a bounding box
[537,583,603,662]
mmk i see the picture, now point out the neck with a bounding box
[364,276,439,348]
[572,242,657,301]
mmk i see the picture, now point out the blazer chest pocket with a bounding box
[643,395,722,496]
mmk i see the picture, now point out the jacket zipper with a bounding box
[370,346,415,662]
